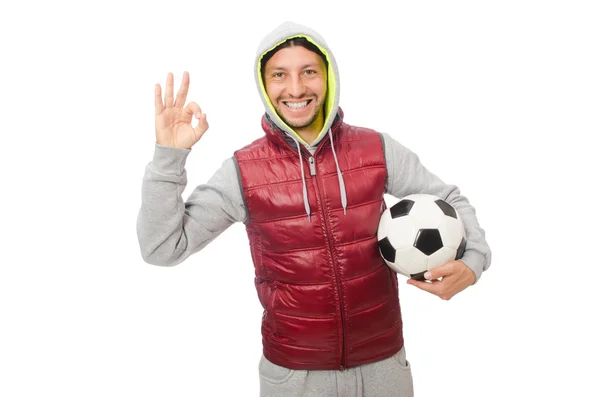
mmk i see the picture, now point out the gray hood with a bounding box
[254,21,341,149]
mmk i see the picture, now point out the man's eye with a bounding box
[273,72,284,78]
[305,70,316,75]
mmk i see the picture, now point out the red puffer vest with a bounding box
[233,111,403,370]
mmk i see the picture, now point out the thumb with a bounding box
[193,112,209,139]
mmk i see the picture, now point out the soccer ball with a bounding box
[377,194,467,280]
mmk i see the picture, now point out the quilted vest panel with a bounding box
[234,119,403,370]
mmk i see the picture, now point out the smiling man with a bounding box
[261,40,327,142]
[138,21,492,397]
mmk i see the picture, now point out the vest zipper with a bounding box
[308,156,316,176]
[309,155,347,371]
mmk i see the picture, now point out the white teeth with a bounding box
[285,101,309,109]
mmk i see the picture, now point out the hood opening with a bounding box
[256,34,337,147]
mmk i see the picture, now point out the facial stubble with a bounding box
[275,96,324,130]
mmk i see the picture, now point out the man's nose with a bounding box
[288,75,306,97]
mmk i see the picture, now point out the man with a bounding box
[137,21,491,397]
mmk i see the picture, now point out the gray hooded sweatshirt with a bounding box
[136,21,492,282]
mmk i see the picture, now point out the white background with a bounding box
[1,0,599,396]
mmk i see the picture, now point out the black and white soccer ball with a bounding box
[377,194,467,280]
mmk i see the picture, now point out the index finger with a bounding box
[426,261,457,280]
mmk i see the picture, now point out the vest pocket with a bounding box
[268,282,280,336]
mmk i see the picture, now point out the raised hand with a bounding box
[155,71,208,149]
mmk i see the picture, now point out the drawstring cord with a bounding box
[293,137,311,222]
[293,128,348,221]
[328,128,347,215]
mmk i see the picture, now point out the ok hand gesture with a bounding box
[155,71,208,149]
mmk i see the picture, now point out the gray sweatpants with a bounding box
[258,347,414,397]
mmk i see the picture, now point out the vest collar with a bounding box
[261,107,345,154]
[260,108,347,222]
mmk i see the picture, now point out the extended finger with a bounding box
[174,71,190,108]
[154,83,164,116]
[165,72,174,108]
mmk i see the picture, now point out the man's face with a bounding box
[263,45,327,132]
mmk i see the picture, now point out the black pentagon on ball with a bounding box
[390,199,415,219]
[414,229,443,256]
[455,237,467,260]
[435,199,457,219]
[378,237,396,263]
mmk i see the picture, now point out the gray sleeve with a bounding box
[380,132,492,283]
[136,143,248,266]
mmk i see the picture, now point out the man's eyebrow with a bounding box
[301,63,322,70]
[265,63,323,73]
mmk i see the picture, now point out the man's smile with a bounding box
[283,99,312,109]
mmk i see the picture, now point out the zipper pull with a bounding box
[308,156,316,176]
